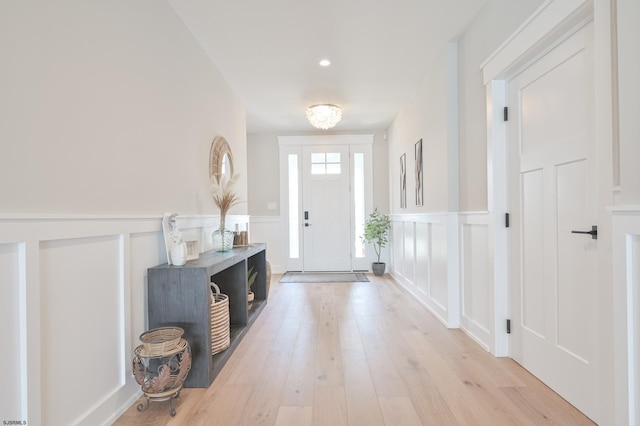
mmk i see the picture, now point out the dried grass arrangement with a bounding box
[210,174,241,226]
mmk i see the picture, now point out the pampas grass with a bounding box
[210,174,241,221]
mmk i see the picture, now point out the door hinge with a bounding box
[506,319,511,334]
[505,213,510,228]
[503,106,509,122]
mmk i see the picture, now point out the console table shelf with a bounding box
[147,243,267,388]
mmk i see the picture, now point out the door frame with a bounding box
[278,135,374,272]
[483,0,594,358]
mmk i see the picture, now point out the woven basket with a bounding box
[138,327,184,357]
[210,283,230,355]
[266,260,272,297]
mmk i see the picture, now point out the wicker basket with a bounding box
[266,260,272,296]
[210,283,230,355]
[139,327,184,357]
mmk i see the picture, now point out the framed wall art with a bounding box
[400,153,407,209]
[415,139,423,206]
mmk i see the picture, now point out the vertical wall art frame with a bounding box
[415,139,423,206]
[400,153,407,209]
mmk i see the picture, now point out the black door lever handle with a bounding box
[571,225,597,240]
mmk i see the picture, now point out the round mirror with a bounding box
[209,136,234,183]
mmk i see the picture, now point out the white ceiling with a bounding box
[169,0,490,133]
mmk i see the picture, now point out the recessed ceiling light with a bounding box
[319,59,331,67]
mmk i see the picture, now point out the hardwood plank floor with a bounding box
[114,274,595,425]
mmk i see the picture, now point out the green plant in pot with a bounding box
[361,208,391,276]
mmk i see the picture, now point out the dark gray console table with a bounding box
[147,243,267,388]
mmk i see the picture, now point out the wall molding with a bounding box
[482,0,593,83]
[389,212,492,351]
[611,206,640,424]
[0,213,248,425]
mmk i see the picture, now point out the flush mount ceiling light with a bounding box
[306,104,342,129]
[319,59,331,67]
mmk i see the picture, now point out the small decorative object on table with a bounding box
[210,173,240,252]
[163,213,189,265]
[132,327,191,417]
[170,233,187,266]
[184,240,199,261]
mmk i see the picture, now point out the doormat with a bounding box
[279,272,369,283]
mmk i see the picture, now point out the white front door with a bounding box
[508,22,598,420]
[302,145,351,271]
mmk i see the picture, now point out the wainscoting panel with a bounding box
[39,235,124,426]
[403,221,416,283]
[430,222,449,313]
[630,235,640,425]
[460,220,492,350]
[415,222,430,295]
[612,207,640,424]
[0,243,23,420]
[392,221,405,278]
[390,214,450,325]
[0,214,235,426]
[390,212,491,342]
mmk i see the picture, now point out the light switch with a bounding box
[267,202,277,210]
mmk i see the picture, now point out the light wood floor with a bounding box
[114,274,595,425]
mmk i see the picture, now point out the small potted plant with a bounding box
[361,208,391,276]
[247,266,258,309]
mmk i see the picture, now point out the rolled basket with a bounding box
[210,282,230,355]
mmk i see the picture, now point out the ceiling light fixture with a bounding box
[319,59,331,67]
[306,104,342,129]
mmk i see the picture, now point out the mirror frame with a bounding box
[209,135,234,183]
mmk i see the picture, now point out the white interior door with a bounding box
[302,145,351,271]
[508,22,598,420]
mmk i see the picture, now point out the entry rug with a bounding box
[279,272,370,283]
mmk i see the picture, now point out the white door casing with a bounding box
[507,21,598,420]
[278,135,374,273]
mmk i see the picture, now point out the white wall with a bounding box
[0,1,248,217]
[617,0,640,205]
[388,53,449,214]
[247,133,282,217]
[458,0,546,211]
[0,2,248,424]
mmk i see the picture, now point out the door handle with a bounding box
[571,225,597,240]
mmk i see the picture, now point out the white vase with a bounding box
[171,240,187,266]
